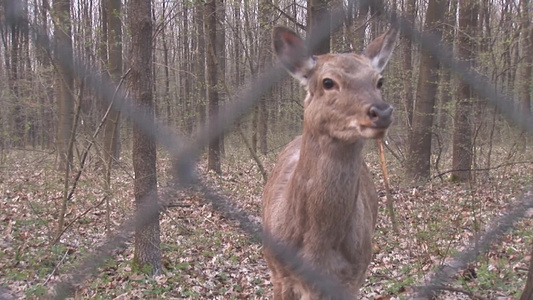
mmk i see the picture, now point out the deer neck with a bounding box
[288,130,366,236]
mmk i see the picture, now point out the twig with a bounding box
[377,139,399,234]
[432,161,533,180]
[53,69,131,244]
[43,248,70,286]
[237,126,268,183]
[54,196,108,244]
[415,189,533,298]
[382,138,404,163]
[415,285,488,300]
[267,1,306,30]
[206,38,268,183]
[56,79,85,241]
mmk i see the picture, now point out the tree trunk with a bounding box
[520,244,533,300]
[353,1,369,53]
[195,2,206,126]
[308,0,330,55]
[103,0,122,167]
[6,0,24,147]
[53,0,74,171]
[161,1,171,127]
[451,0,477,182]
[258,0,273,155]
[216,0,225,157]
[406,0,448,182]
[519,0,532,133]
[205,0,222,174]
[330,0,345,52]
[128,0,161,275]
[401,0,415,130]
[36,0,53,149]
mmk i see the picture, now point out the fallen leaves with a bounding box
[0,148,531,299]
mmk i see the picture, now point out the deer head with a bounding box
[272,26,398,142]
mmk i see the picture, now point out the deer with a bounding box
[262,25,399,299]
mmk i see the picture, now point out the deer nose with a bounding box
[367,104,393,128]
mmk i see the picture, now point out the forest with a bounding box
[0,0,532,299]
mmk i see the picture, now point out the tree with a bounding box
[257,0,274,155]
[401,0,416,129]
[52,0,74,170]
[308,0,330,55]
[519,0,532,132]
[4,0,24,146]
[103,0,122,165]
[451,0,477,182]
[521,245,533,300]
[205,0,222,174]
[406,0,448,182]
[128,0,161,275]
[195,2,207,126]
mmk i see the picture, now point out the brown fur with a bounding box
[262,26,398,299]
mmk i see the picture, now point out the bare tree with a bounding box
[195,2,207,126]
[401,0,416,129]
[519,0,532,133]
[406,0,448,182]
[308,0,330,55]
[103,0,122,164]
[521,245,533,300]
[205,0,222,174]
[258,0,274,155]
[451,0,477,182]
[128,0,161,275]
[52,0,74,170]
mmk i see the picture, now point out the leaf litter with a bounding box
[0,147,531,299]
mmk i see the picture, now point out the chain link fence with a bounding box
[3,0,532,299]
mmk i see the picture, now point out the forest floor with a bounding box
[0,143,532,299]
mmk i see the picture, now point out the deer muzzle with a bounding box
[367,104,393,129]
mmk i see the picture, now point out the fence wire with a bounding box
[3,0,532,299]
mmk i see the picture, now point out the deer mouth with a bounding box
[359,124,389,139]
[337,121,389,140]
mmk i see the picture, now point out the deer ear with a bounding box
[272,26,316,85]
[363,26,399,73]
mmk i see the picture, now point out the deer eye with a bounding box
[376,78,384,89]
[323,78,335,90]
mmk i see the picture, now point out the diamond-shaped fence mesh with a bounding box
[3,0,532,299]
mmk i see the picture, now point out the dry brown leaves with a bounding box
[0,146,531,299]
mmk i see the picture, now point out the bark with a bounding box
[233,0,243,88]
[216,0,225,156]
[521,244,533,300]
[330,0,345,52]
[5,0,25,146]
[519,0,532,130]
[258,0,273,155]
[437,0,457,138]
[205,0,222,174]
[128,0,161,275]
[406,0,448,182]
[103,0,122,166]
[182,3,194,134]
[401,0,416,129]
[195,2,206,126]
[162,1,171,127]
[451,0,477,182]
[53,0,74,171]
[308,0,330,55]
[353,1,369,52]
[36,0,53,149]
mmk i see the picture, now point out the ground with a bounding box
[0,142,531,299]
